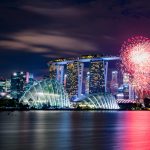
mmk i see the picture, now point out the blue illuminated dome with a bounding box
[19,79,70,109]
[77,93,120,109]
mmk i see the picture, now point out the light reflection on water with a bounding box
[0,111,150,150]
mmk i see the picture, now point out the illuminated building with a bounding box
[5,79,11,92]
[49,63,64,84]
[26,73,34,83]
[63,74,67,89]
[80,54,102,59]
[0,78,11,97]
[112,71,118,83]
[122,84,129,99]
[85,72,90,94]
[110,71,118,95]
[122,73,129,99]
[66,61,84,99]
[0,78,7,93]
[56,65,64,84]
[49,64,57,79]
[48,55,120,98]
[122,73,135,99]
[66,62,78,99]
[89,60,105,94]
[23,74,36,92]
[11,72,30,99]
[129,84,135,100]
[123,73,130,84]
[78,62,84,97]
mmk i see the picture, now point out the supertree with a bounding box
[120,36,150,102]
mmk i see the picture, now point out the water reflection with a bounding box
[115,111,150,150]
[0,111,150,150]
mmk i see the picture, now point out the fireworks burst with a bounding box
[120,36,150,98]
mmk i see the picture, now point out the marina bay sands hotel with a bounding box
[48,55,120,100]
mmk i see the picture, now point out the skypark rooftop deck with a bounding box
[48,56,120,65]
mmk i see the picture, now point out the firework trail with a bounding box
[120,36,150,99]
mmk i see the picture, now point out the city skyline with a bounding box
[0,1,150,150]
[48,55,121,100]
[0,0,149,77]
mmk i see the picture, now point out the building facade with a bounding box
[110,71,118,95]
[48,55,120,100]
[11,72,30,99]
[49,64,57,79]
[66,62,78,99]
[89,60,105,94]
[66,61,84,99]
[85,72,90,94]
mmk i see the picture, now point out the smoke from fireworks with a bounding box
[120,36,150,97]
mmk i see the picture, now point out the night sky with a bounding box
[0,0,149,78]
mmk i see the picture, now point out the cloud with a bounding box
[14,32,96,50]
[0,31,97,55]
[22,5,86,18]
[0,0,150,77]
[0,40,50,53]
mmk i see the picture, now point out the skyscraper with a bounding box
[66,62,78,99]
[85,72,90,94]
[66,61,84,99]
[110,71,118,95]
[56,65,64,84]
[89,60,105,94]
[49,63,64,84]
[123,73,130,84]
[78,62,84,97]
[0,78,7,93]
[11,72,29,99]
[129,84,135,100]
[123,73,130,99]
[49,64,57,79]
[63,74,67,89]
